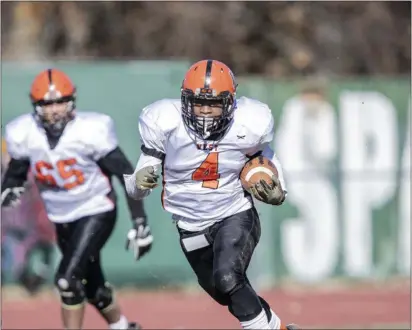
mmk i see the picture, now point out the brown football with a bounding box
[240,155,278,190]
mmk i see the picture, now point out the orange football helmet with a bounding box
[181,59,238,139]
[30,68,76,136]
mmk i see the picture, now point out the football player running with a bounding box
[1,69,153,330]
[124,60,299,330]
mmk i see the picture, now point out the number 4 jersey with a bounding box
[5,112,117,223]
[125,97,287,231]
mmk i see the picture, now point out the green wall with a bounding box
[2,61,410,288]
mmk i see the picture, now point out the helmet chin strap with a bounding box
[196,116,216,140]
[202,128,210,139]
[34,105,76,138]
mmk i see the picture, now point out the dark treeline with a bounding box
[2,2,410,76]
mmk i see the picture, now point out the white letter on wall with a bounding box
[276,96,338,282]
[340,91,398,277]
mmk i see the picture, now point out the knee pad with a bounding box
[228,283,263,322]
[197,279,230,306]
[213,267,245,295]
[87,282,114,312]
[54,275,85,306]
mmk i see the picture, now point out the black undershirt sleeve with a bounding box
[97,147,147,220]
[1,158,30,192]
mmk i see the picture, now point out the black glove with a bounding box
[250,175,286,205]
[1,187,25,208]
[125,217,153,261]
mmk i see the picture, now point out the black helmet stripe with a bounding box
[47,68,53,85]
[204,60,213,88]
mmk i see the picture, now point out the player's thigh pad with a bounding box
[178,227,213,288]
[212,207,261,294]
[54,210,116,307]
[55,210,116,281]
[178,227,231,305]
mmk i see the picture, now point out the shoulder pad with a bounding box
[234,97,274,138]
[5,114,35,160]
[76,112,118,160]
[140,98,181,134]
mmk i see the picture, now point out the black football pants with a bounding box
[54,208,116,305]
[178,207,272,322]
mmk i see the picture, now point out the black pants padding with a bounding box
[54,208,116,299]
[178,207,265,321]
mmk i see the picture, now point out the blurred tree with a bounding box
[1,1,410,76]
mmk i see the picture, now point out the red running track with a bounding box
[2,283,410,329]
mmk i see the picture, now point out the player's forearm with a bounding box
[1,158,30,192]
[123,174,152,200]
[97,147,135,180]
[121,173,148,218]
[126,195,147,219]
[97,146,152,207]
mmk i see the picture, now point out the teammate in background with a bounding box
[1,69,153,330]
[123,60,299,330]
[1,138,54,295]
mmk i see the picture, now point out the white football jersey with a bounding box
[5,112,118,223]
[129,97,282,231]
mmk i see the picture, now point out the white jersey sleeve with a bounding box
[5,114,33,160]
[124,99,180,200]
[138,101,172,155]
[246,104,287,194]
[236,97,287,193]
[252,112,274,155]
[124,153,162,200]
[236,97,275,156]
[89,114,119,161]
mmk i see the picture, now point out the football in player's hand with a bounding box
[240,155,279,191]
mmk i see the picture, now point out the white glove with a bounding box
[125,218,154,261]
[1,187,25,208]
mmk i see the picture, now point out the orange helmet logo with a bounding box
[30,68,76,104]
[182,60,237,97]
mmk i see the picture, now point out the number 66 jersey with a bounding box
[125,97,287,231]
[4,112,117,223]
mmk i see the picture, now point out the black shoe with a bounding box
[286,324,301,330]
[128,322,142,329]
